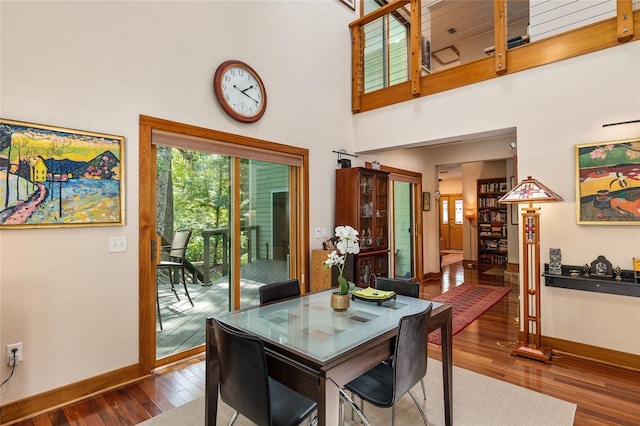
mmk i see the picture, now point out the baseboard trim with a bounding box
[0,363,143,425]
[515,332,640,372]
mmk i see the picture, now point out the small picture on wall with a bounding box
[422,192,430,211]
[338,0,355,10]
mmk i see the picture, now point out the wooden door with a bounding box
[439,194,463,250]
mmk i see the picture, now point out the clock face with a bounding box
[213,60,267,123]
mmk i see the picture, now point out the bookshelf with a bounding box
[477,178,508,266]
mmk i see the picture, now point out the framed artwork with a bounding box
[0,118,125,228]
[422,191,430,211]
[575,138,640,225]
[339,0,355,10]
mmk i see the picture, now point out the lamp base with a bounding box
[511,343,552,364]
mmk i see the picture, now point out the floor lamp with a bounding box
[498,176,563,364]
[464,209,476,268]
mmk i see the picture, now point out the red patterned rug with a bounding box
[428,283,511,345]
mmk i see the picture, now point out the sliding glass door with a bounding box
[139,116,308,369]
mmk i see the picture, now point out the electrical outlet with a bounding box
[109,236,127,253]
[315,228,321,239]
[6,343,23,366]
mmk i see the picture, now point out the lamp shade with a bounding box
[498,176,563,206]
[464,209,476,220]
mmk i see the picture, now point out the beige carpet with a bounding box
[138,359,576,426]
[441,253,463,267]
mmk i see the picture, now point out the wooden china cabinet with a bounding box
[335,167,390,287]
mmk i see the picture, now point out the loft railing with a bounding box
[349,0,639,114]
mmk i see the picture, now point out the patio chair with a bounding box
[342,305,432,426]
[156,229,194,329]
[259,278,301,306]
[212,319,318,426]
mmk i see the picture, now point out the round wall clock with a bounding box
[213,60,267,123]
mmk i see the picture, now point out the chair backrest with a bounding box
[169,229,192,260]
[376,277,420,298]
[212,319,272,425]
[259,279,301,305]
[392,304,432,402]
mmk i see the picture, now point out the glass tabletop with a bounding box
[214,290,439,363]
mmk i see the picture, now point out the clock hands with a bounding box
[233,84,259,105]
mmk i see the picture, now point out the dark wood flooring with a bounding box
[9,261,640,425]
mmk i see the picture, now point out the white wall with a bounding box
[1,0,639,408]
[0,0,355,403]
[354,42,640,355]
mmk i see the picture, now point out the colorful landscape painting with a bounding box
[0,119,124,228]
[575,138,640,225]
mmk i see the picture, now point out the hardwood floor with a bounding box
[9,261,640,425]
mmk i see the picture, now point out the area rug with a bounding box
[428,283,510,345]
[483,267,506,276]
[138,359,576,426]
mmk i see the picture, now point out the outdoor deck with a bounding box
[156,258,288,358]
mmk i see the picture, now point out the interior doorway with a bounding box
[439,193,463,251]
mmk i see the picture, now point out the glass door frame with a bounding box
[138,115,309,371]
[365,162,423,281]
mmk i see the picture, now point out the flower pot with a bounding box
[331,293,350,312]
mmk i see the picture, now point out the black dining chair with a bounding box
[156,229,194,330]
[374,277,426,400]
[342,305,432,426]
[211,319,318,426]
[259,278,301,306]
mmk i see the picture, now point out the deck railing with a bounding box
[349,0,639,113]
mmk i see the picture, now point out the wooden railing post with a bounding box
[410,0,421,97]
[617,0,634,42]
[351,25,362,113]
[493,0,507,75]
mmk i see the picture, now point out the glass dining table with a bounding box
[205,289,453,426]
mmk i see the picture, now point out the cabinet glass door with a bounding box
[375,173,388,250]
[359,173,374,249]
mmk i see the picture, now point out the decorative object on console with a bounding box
[590,255,613,278]
[575,138,640,225]
[634,258,640,283]
[499,176,563,363]
[324,225,359,311]
[549,248,562,275]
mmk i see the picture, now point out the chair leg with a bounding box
[228,411,239,426]
[181,266,194,307]
[420,377,426,400]
[408,389,430,426]
[168,268,180,301]
[156,284,163,330]
[339,389,370,426]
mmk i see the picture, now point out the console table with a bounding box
[543,264,640,297]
